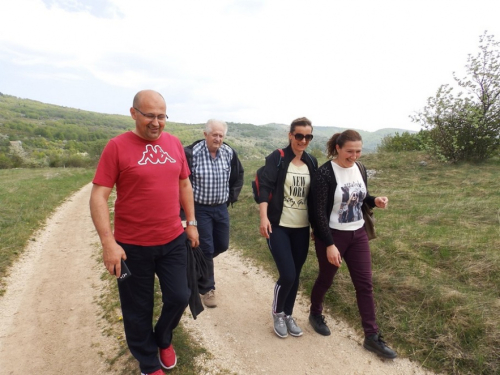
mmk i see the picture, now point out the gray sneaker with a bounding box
[272,312,288,338]
[284,315,303,337]
[201,289,217,308]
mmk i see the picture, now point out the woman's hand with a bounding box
[259,202,272,238]
[260,217,272,238]
[375,196,389,209]
[326,244,342,267]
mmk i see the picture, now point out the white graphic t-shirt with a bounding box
[279,162,310,228]
[329,161,366,231]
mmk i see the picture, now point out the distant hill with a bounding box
[225,122,416,158]
[0,93,416,166]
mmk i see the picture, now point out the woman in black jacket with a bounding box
[308,129,397,359]
[257,117,317,338]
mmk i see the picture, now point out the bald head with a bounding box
[133,90,165,108]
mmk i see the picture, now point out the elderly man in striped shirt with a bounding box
[184,119,244,307]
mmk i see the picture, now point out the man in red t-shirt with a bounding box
[90,90,199,375]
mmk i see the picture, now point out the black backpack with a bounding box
[251,149,284,204]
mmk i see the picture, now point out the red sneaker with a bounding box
[159,344,177,370]
[141,369,165,375]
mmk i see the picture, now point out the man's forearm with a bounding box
[90,199,115,244]
[89,186,115,246]
[179,179,196,221]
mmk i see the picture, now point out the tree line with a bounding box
[2,31,499,168]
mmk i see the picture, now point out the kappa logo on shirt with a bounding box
[138,144,176,165]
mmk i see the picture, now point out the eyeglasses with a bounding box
[134,107,168,121]
[293,133,314,141]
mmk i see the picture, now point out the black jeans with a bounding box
[117,233,190,374]
[267,225,310,316]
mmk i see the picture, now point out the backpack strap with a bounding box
[355,161,367,187]
[304,151,317,170]
[277,148,284,167]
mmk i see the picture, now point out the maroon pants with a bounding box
[310,227,379,336]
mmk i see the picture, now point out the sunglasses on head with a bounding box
[293,133,314,141]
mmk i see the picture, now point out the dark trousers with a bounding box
[268,225,310,316]
[195,203,230,294]
[117,233,190,374]
[310,227,379,336]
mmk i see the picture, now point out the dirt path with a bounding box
[0,183,435,375]
[0,183,118,374]
[182,253,435,375]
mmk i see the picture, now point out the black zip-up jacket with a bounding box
[258,145,318,225]
[309,160,376,247]
[184,140,244,206]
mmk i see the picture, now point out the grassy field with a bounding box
[230,151,500,375]
[2,151,499,374]
[0,168,95,292]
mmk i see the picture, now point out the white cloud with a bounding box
[1,0,500,131]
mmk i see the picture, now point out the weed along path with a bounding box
[0,183,435,375]
[0,183,118,374]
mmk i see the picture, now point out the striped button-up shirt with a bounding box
[191,141,233,205]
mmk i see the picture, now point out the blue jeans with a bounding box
[117,233,190,374]
[267,225,310,316]
[195,203,230,293]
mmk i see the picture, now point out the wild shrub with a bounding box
[377,131,423,152]
[412,32,500,162]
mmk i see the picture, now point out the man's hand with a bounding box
[185,225,199,248]
[102,241,126,278]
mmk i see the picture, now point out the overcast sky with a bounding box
[1,0,499,132]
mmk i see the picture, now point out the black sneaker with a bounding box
[363,333,397,359]
[308,313,331,336]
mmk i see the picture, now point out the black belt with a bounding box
[195,202,224,207]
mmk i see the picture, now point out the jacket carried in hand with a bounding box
[184,139,244,206]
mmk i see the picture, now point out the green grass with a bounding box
[0,168,95,293]
[3,153,500,374]
[230,152,500,375]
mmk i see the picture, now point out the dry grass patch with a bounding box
[231,151,500,374]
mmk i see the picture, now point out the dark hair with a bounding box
[289,117,313,134]
[326,129,362,159]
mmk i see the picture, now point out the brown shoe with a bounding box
[201,289,217,308]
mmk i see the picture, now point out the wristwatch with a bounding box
[187,220,198,227]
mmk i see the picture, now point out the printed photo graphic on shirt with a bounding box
[284,173,308,209]
[138,144,176,165]
[338,181,366,223]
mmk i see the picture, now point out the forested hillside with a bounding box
[0,93,410,168]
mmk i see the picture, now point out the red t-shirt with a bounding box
[93,131,190,246]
